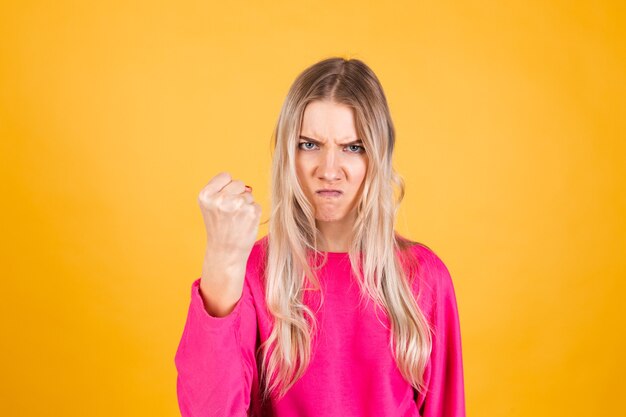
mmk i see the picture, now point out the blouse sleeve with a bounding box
[416,250,466,417]
[174,276,259,417]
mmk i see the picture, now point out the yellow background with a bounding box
[1,1,624,416]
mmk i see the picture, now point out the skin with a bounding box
[295,99,368,252]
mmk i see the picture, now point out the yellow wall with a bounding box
[1,1,624,415]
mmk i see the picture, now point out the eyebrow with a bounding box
[298,135,363,145]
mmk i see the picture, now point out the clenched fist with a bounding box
[197,172,262,317]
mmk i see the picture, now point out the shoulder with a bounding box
[244,235,268,266]
[402,241,456,313]
[243,235,269,286]
[409,243,452,283]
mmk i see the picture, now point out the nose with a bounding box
[317,147,342,181]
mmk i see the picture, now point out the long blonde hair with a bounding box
[259,56,433,403]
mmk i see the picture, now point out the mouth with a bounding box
[316,190,343,198]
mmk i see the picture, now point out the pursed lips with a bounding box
[316,189,343,197]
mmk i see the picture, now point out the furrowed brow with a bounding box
[299,135,363,145]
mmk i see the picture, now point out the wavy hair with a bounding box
[258,56,433,403]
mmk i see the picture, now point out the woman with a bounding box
[175,57,466,417]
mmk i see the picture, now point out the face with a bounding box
[295,100,368,224]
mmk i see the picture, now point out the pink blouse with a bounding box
[174,236,465,416]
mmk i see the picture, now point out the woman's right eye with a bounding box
[298,141,317,150]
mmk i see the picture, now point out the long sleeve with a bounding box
[416,251,466,417]
[174,276,258,417]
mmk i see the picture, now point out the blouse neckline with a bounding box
[311,250,352,259]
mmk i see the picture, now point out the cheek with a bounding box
[296,156,319,181]
[295,158,314,191]
[295,155,307,175]
[351,160,368,185]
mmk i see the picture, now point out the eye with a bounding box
[298,141,318,150]
[347,144,365,153]
[298,141,365,154]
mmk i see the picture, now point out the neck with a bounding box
[315,212,355,252]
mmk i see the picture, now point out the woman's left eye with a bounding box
[347,145,365,153]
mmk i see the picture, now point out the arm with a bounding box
[174,276,258,417]
[417,252,466,417]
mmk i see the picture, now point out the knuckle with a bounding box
[197,193,208,206]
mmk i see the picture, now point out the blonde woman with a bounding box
[175,57,466,417]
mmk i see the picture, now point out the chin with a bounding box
[316,217,339,222]
[315,211,346,222]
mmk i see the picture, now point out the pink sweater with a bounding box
[174,236,465,416]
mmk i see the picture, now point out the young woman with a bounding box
[175,57,466,417]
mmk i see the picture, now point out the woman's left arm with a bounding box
[416,251,466,417]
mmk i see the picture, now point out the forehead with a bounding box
[300,100,357,140]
